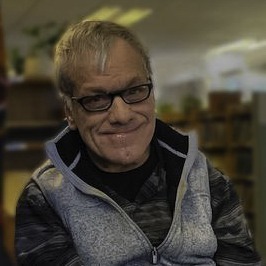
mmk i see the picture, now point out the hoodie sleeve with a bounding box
[15,180,83,266]
[208,160,261,265]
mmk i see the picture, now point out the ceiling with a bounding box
[3,0,266,86]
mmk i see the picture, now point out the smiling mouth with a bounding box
[105,130,137,138]
[103,124,141,135]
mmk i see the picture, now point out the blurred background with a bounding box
[1,0,266,264]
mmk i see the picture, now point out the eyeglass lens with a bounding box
[78,83,152,111]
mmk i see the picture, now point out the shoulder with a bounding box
[17,160,57,214]
[206,159,247,239]
[207,160,238,205]
[17,179,51,215]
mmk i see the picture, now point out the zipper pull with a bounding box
[151,247,158,264]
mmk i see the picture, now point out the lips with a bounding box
[99,125,142,146]
[101,123,142,135]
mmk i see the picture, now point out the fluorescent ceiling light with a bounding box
[84,6,122,21]
[206,38,266,58]
[248,40,266,50]
[114,8,153,27]
[207,39,255,56]
[84,6,152,27]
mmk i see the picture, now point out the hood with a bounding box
[45,119,198,194]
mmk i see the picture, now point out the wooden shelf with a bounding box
[230,174,254,184]
[3,80,64,171]
[200,143,227,152]
[5,140,44,152]
[198,112,226,121]
[228,142,253,149]
[6,120,62,128]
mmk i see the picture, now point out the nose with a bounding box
[108,96,133,124]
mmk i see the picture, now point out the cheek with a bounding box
[73,113,99,145]
[144,98,156,122]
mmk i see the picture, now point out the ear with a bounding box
[64,104,77,130]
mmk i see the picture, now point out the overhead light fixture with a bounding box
[84,6,153,27]
[114,8,153,27]
[84,6,122,21]
[248,40,266,50]
[207,39,255,56]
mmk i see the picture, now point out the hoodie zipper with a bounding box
[152,246,158,264]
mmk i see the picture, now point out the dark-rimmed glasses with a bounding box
[71,82,153,112]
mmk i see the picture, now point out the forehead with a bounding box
[74,39,147,87]
[104,38,145,73]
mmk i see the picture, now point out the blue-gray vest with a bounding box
[33,125,217,265]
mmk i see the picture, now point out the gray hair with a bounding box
[54,20,152,102]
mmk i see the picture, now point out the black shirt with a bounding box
[77,140,158,202]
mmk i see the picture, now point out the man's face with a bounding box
[66,38,156,172]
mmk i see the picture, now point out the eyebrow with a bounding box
[80,76,148,95]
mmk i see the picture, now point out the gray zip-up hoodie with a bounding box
[32,120,218,265]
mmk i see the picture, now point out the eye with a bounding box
[126,85,147,95]
[82,94,110,106]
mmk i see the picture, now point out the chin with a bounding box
[102,148,149,172]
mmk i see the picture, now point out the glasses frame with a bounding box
[71,82,153,112]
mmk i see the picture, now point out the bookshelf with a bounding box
[4,80,64,170]
[3,79,64,261]
[159,95,260,239]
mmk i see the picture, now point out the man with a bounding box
[15,20,261,265]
